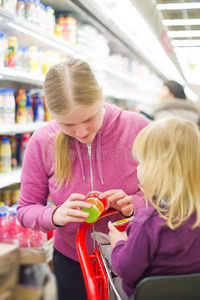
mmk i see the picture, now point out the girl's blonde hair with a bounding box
[43,58,103,187]
[132,118,200,229]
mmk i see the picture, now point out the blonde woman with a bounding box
[109,118,200,298]
[17,58,149,300]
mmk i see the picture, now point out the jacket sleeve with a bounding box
[111,222,151,295]
[17,133,58,233]
[132,190,146,212]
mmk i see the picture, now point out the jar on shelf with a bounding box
[0,137,12,173]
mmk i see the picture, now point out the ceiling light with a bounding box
[156,3,200,10]
[91,0,185,84]
[163,19,200,26]
[172,40,200,47]
[168,30,200,38]
[7,23,76,56]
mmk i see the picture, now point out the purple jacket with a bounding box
[17,103,149,261]
[111,203,200,297]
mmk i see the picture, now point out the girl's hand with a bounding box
[108,221,128,248]
[99,189,134,217]
[52,193,92,226]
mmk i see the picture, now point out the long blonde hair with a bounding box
[132,118,200,229]
[43,58,103,187]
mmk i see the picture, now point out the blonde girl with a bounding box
[109,118,200,298]
[17,58,149,300]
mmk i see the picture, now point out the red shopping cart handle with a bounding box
[76,208,118,300]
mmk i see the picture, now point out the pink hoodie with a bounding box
[17,103,149,261]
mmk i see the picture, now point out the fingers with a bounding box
[99,190,127,204]
[117,196,133,207]
[99,190,118,199]
[108,221,116,231]
[67,193,85,201]
[53,193,92,226]
[66,200,92,209]
[108,191,126,203]
[121,203,134,216]
[65,208,89,219]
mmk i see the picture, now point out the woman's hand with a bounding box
[108,221,128,248]
[99,189,134,217]
[52,193,92,226]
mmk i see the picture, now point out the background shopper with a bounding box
[133,80,200,123]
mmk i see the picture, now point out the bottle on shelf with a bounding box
[1,189,12,206]
[23,47,30,72]
[10,187,20,205]
[34,92,44,122]
[7,36,18,68]
[35,0,41,26]
[25,0,36,23]
[0,32,5,67]
[16,46,24,71]
[0,136,12,172]
[3,88,16,124]
[29,46,39,73]
[0,89,4,124]
[26,90,34,122]
[16,0,25,19]
[10,135,18,168]
[16,89,27,123]
[20,132,31,163]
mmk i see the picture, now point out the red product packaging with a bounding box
[112,217,133,232]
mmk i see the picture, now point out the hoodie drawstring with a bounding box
[97,132,104,185]
[74,133,104,185]
[74,139,85,181]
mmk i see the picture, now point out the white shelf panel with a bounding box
[0,121,49,135]
[0,67,44,85]
[0,167,21,188]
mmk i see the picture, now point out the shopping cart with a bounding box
[76,208,122,300]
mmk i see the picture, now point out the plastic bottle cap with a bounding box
[1,137,10,142]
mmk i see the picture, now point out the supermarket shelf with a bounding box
[0,167,21,188]
[0,6,76,56]
[0,66,159,96]
[0,7,159,96]
[0,122,49,135]
[0,67,44,85]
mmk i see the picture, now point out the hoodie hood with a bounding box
[95,102,123,142]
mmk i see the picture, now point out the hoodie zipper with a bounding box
[87,144,96,249]
[87,144,94,191]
